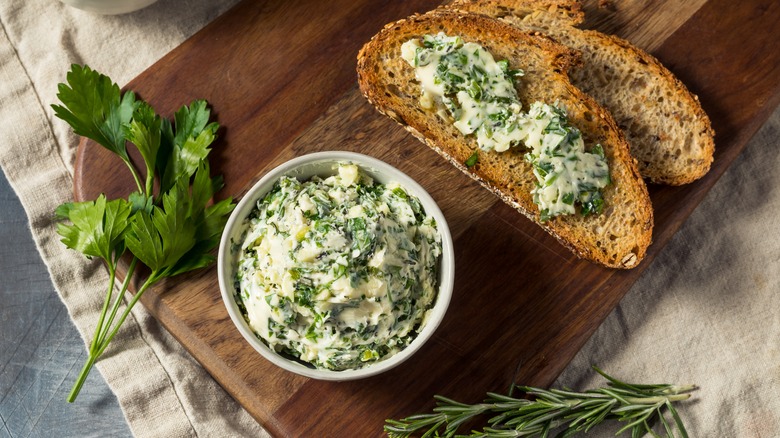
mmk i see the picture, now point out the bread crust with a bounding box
[357,9,653,268]
[451,0,715,185]
[447,0,586,26]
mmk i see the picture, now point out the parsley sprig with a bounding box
[385,366,695,438]
[52,64,235,403]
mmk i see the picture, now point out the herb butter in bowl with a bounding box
[217,152,454,380]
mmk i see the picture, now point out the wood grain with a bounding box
[73,0,780,436]
[580,0,709,51]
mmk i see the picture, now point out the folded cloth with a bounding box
[0,0,268,437]
[1,0,779,437]
[555,106,780,436]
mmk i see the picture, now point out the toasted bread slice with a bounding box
[357,10,652,268]
[444,0,586,26]
[450,0,715,185]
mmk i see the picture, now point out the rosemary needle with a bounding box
[385,366,695,438]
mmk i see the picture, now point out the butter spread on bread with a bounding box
[400,33,610,221]
[357,10,653,268]
[450,0,715,186]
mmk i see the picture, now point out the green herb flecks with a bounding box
[402,34,610,221]
[465,149,479,168]
[52,64,235,403]
[236,166,442,371]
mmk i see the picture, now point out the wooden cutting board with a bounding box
[73,0,780,436]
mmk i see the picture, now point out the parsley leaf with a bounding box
[126,165,234,280]
[51,65,141,190]
[128,191,154,215]
[159,100,220,193]
[53,64,235,403]
[168,162,234,277]
[124,102,162,194]
[125,183,197,279]
[55,194,132,264]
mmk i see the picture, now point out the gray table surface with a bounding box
[0,168,132,438]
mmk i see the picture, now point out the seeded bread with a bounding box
[450,0,715,185]
[357,10,653,268]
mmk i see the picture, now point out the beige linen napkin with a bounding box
[1,0,779,437]
[555,106,780,436]
[0,1,268,437]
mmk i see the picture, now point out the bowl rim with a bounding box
[217,151,455,380]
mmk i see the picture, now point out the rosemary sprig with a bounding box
[385,367,695,438]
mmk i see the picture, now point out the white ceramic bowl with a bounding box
[217,152,454,380]
[59,0,158,15]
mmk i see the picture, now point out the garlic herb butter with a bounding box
[401,33,610,220]
[234,164,442,371]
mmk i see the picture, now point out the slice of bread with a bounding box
[357,10,653,268]
[450,0,715,185]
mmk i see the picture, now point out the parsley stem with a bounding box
[97,257,138,347]
[145,173,154,199]
[54,69,234,405]
[67,258,139,403]
[89,261,117,354]
[66,352,98,403]
[67,266,147,404]
[94,273,157,359]
[123,159,144,194]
